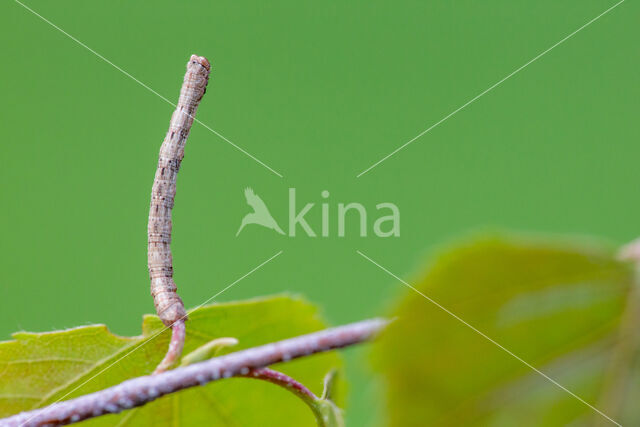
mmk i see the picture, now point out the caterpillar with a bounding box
[148,55,211,328]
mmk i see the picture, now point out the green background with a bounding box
[1,1,638,424]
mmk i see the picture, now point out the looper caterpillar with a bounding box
[148,54,211,372]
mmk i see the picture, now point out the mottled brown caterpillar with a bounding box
[148,55,210,372]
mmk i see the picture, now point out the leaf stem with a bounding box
[241,368,344,426]
[243,367,318,400]
[153,320,186,374]
[0,318,387,427]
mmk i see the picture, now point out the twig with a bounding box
[148,55,211,372]
[0,318,387,427]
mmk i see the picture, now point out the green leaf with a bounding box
[180,337,239,367]
[310,398,344,427]
[0,295,344,426]
[372,234,638,426]
[310,370,344,427]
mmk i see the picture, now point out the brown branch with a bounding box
[0,318,387,427]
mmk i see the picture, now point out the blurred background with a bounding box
[1,1,638,424]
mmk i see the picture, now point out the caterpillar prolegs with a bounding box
[148,55,210,372]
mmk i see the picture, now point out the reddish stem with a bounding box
[243,367,318,401]
[153,320,186,374]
